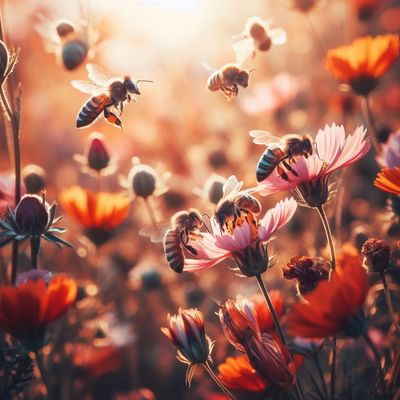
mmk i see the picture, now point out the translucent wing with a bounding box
[202,63,217,72]
[249,130,283,146]
[87,63,110,85]
[35,20,60,45]
[71,80,107,94]
[139,222,172,243]
[232,38,254,66]
[269,28,287,46]
[223,175,243,198]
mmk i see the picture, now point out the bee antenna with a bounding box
[201,213,211,220]
[248,67,257,74]
[136,79,154,84]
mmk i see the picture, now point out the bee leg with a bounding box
[277,164,290,181]
[120,101,124,114]
[282,160,299,177]
[183,243,198,256]
[103,108,110,118]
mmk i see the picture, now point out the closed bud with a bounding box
[22,164,46,194]
[283,256,330,295]
[15,194,49,236]
[129,163,157,198]
[87,133,110,172]
[361,238,391,273]
[0,40,9,81]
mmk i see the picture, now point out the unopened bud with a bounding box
[283,256,330,295]
[361,238,391,273]
[22,164,46,194]
[87,133,110,172]
[15,194,49,236]
[203,175,224,204]
[0,40,9,81]
[129,164,157,198]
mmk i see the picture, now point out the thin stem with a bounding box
[363,333,387,397]
[305,14,325,58]
[34,349,53,400]
[380,272,400,336]
[30,237,40,269]
[311,346,329,400]
[256,274,304,400]
[362,96,381,154]
[203,361,237,400]
[316,205,336,272]
[330,336,336,400]
[143,196,157,225]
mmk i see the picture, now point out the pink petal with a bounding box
[258,197,297,241]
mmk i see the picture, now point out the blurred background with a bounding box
[0,0,399,398]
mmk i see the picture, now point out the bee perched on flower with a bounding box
[0,271,77,350]
[326,35,399,97]
[0,193,71,268]
[60,186,130,247]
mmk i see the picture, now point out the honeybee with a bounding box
[72,64,152,129]
[35,16,99,71]
[233,17,287,57]
[215,175,262,233]
[139,209,204,273]
[207,40,255,100]
[250,130,314,182]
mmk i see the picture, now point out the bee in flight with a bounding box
[250,130,314,182]
[233,17,287,57]
[139,209,204,273]
[72,64,152,129]
[214,175,262,233]
[35,15,99,71]
[206,40,255,100]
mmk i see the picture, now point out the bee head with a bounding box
[188,209,203,227]
[236,70,250,88]
[303,135,314,155]
[124,76,141,95]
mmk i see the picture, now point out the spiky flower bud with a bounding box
[15,195,49,236]
[129,163,157,198]
[283,256,330,295]
[22,164,46,194]
[361,238,391,273]
[0,40,9,81]
[87,133,110,172]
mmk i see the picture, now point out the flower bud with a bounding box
[56,20,75,37]
[203,175,224,204]
[86,133,110,172]
[0,40,9,81]
[141,269,162,290]
[283,256,330,295]
[22,164,46,194]
[361,238,391,273]
[129,163,157,198]
[15,194,49,236]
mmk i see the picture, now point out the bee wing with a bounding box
[139,222,171,243]
[269,28,287,46]
[249,130,282,146]
[223,175,243,198]
[35,19,60,45]
[87,63,110,85]
[202,63,217,72]
[232,38,254,66]
[71,80,106,94]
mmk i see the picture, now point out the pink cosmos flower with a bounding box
[258,124,370,208]
[376,130,400,168]
[184,197,297,276]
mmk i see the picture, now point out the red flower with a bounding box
[287,247,369,338]
[251,291,284,333]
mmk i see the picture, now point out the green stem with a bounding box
[256,274,304,400]
[203,361,237,400]
[362,96,381,154]
[311,345,329,400]
[316,205,336,272]
[330,336,336,400]
[363,333,387,397]
[380,272,400,336]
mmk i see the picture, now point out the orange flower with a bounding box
[251,291,284,333]
[218,355,267,393]
[60,186,130,246]
[0,273,77,349]
[326,34,399,96]
[287,247,369,338]
[374,167,400,195]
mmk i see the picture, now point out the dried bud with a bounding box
[87,133,110,172]
[129,163,157,198]
[249,21,266,41]
[203,175,224,204]
[0,40,9,80]
[22,164,46,194]
[15,195,49,236]
[361,238,391,273]
[283,256,330,295]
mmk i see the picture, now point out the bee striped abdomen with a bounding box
[76,94,108,128]
[256,147,284,182]
[207,72,221,91]
[163,229,185,273]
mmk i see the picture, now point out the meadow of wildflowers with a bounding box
[0,0,399,399]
